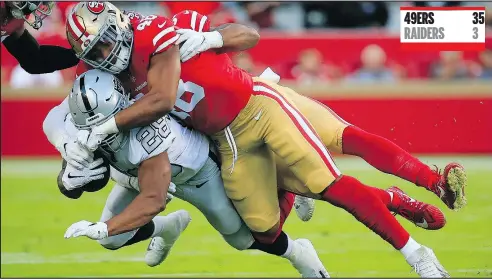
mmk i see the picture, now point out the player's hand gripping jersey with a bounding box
[0,2,24,42]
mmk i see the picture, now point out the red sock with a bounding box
[367,186,392,206]
[253,189,295,245]
[278,189,295,230]
[322,175,410,249]
[342,126,440,190]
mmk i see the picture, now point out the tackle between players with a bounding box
[61,2,457,277]
[49,69,329,276]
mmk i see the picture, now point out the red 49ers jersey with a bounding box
[75,11,178,98]
[1,2,24,42]
[171,10,253,134]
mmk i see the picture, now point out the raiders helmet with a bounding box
[69,69,129,151]
[66,2,133,74]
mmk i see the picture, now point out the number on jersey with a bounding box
[172,80,205,120]
[137,15,158,31]
[136,117,171,154]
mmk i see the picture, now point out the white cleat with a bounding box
[294,195,315,222]
[145,210,192,267]
[289,239,330,278]
[406,246,450,278]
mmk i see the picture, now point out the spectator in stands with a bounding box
[232,52,258,75]
[239,2,280,29]
[477,49,492,79]
[302,2,389,28]
[430,51,470,80]
[290,48,338,85]
[160,2,235,26]
[349,44,396,83]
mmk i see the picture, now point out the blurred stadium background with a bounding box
[2,1,492,277]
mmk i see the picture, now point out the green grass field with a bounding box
[2,156,492,278]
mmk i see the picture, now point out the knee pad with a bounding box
[221,223,255,251]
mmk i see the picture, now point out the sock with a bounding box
[400,236,421,260]
[249,231,291,256]
[278,189,295,230]
[151,215,171,238]
[322,175,410,250]
[122,221,155,247]
[367,186,392,206]
[342,126,440,190]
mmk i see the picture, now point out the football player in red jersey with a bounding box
[1,1,80,74]
[174,10,466,215]
[67,3,448,277]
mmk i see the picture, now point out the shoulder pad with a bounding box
[132,14,178,56]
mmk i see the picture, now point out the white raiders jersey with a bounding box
[64,114,210,189]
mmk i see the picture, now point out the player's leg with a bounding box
[251,78,449,277]
[209,130,329,277]
[177,155,329,277]
[287,90,466,210]
[276,155,446,230]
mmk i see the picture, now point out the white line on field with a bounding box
[2,156,491,176]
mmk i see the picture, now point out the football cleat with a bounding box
[430,163,467,211]
[406,246,450,278]
[294,195,315,222]
[288,239,330,278]
[145,210,191,267]
[387,186,446,230]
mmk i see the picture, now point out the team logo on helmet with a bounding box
[87,2,105,15]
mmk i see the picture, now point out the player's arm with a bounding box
[3,28,79,74]
[174,10,259,61]
[105,151,172,236]
[114,46,181,131]
[210,23,260,54]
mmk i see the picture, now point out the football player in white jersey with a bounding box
[50,69,329,277]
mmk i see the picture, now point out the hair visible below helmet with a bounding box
[7,1,53,29]
[66,2,133,74]
[69,69,129,152]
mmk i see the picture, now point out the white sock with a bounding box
[281,236,295,259]
[399,236,422,260]
[151,216,170,238]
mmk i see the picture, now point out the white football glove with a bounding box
[77,117,119,152]
[56,136,94,170]
[176,29,223,62]
[64,220,108,240]
[62,158,108,191]
[166,182,176,204]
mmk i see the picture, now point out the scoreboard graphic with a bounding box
[400,7,486,51]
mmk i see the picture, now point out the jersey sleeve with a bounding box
[172,10,211,32]
[128,115,176,165]
[132,14,179,56]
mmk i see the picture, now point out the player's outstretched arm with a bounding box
[105,152,172,236]
[211,23,260,54]
[114,46,181,132]
[3,29,79,74]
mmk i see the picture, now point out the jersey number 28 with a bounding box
[136,118,171,154]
